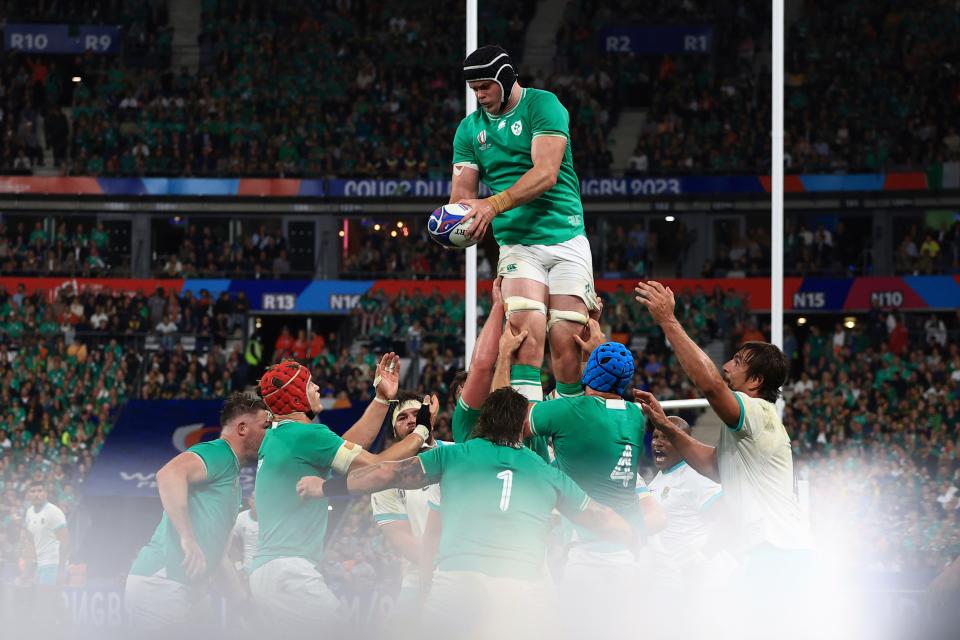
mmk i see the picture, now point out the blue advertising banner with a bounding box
[600,26,713,54]
[4,23,122,54]
[85,400,366,497]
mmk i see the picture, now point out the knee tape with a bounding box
[504,296,547,318]
[547,309,589,331]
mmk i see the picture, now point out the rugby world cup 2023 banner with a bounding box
[85,400,365,498]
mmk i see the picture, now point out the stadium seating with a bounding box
[3,0,956,177]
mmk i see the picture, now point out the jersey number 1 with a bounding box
[610,445,635,487]
[497,470,513,511]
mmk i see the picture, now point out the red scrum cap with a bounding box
[258,360,310,416]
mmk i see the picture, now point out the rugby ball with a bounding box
[427,203,478,249]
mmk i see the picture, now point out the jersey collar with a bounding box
[485,88,526,121]
[663,460,687,475]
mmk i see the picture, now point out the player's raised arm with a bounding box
[341,352,401,447]
[297,457,432,500]
[634,281,741,426]
[635,390,720,483]
[491,323,528,391]
[460,277,507,410]
[155,451,209,580]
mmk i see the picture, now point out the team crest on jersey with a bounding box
[511,120,523,136]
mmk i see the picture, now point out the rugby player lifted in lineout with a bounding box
[451,45,597,404]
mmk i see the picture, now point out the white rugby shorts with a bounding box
[497,235,597,310]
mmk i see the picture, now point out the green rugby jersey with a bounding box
[452,87,585,246]
[252,419,345,571]
[529,396,646,539]
[130,438,241,584]
[418,438,589,580]
[453,395,551,463]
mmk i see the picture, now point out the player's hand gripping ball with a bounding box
[427,203,478,249]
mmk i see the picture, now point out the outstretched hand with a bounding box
[499,324,528,356]
[573,319,606,357]
[633,389,671,429]
[635,281,676,325]
[374,352,401,400]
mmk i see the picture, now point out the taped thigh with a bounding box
[547,309,588,331]
[505,296,547,319]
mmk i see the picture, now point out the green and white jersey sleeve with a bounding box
[452,396,480,443]
[130,438,241,584]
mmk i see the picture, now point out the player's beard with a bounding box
[305,409,317,420]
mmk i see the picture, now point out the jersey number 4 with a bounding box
[497,470,513,511]
[610,445,635,488]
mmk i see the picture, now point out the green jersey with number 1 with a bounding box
[452,87,584,247]
[418,438,589,580]
[453,395,551,463]
[529,396,646,534]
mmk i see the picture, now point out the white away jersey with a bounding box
[25,502,67,566]
[649,461,722,562]
[717,392,812,552]
[231,509,259,572]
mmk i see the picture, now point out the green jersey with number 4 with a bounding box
[418,438,589,580]
[529,396,646,532]
[452,87,584,247]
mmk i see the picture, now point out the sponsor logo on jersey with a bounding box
[505,263,518,273]
[511,120,523,135]
[498,120,506,130]
[477,129,491,151]
[661,487,671,499]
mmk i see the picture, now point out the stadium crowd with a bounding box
[2,1,958,176]
[1,283,958,591]
[0,220,116,277]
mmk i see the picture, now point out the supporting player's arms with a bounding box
[635,390,720,483]
[156,451,209,580]
[342,352,401,447]
[635,281,741,426]
[346,398,433,471]
[568,499,637,549]
[297,457,431,498]
[491,323,528,391]
[460,278,506,409]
